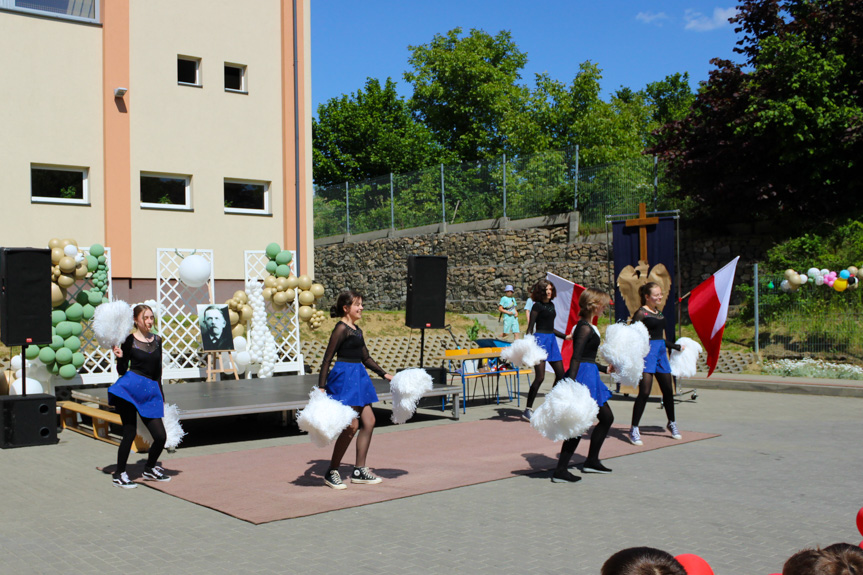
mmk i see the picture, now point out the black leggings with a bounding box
[526,360,565,409]
[630,371,676,427]
[557,402,614,470]
[113,396,166,474]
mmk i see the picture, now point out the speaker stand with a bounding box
[419,328,425,368]
[20,348,28,396]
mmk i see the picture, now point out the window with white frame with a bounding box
[178,56,201,86]
[224,63,247,93]
[140,173,191,210]
[3,0,99,23]
[31,165,88,205]
[224,179,269,214]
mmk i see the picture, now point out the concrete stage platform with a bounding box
[70,374,462,420]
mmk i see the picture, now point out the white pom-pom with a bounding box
[530,378,599,441]
[92,300,134,348]
[670,337,702,379]
[389,368,433,424]
[598,322,650,387]
[500,335,548,367]
[163,404,186,449]
[296,389,357,447]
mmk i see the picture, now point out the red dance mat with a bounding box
[138,419,718,524]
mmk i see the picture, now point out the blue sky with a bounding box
[310,1,742,115]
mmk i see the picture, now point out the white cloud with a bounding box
[636,11,669,25]
[684,7,737,31]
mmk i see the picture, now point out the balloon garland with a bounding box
[778,266,862,293]
[262,243,326,329]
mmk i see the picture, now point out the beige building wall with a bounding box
[0,15,105,249]
[129,0,287,279]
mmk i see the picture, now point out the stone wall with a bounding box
[314,226,772,313]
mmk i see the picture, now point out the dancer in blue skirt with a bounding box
[628,282,683,446]
[318,290,393,490]
[109,304,170,488]
[523,279,567,421]
[552,288,615,483]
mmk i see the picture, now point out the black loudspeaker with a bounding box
[0,394,59,448]
[405,255,447,329]
[0,247,52,347]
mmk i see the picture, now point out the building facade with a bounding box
[0,0,314,283]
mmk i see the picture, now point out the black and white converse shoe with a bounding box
[324,469,347,490]
[142,466,171,482]
[112,471,137,489]
[351,466,382,484]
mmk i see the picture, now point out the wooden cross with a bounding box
[625,203,659,263]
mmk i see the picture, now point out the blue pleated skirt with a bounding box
[644,339,672,374]
[575,362,612,406]
[534,332,562,362]
[108,371,164,418]
[326,361,379,407]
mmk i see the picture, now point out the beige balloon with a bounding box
[229,309,240,326]
[310,283,325,298]
[286,275,299,289]
[233,290,248,304]
[74,262,88,279]
[297,274,312,291]
[240,304,253,323]
[298,305,314,321]
[231,324,245,338]
[60,238,75,248]
[273,291,289,305]
[58,256,76,274]
[272,301,287,311]
[275,276,290,291]
[51,247,64,265]
[51,283,66,307]
[298,290,315,306]
[262,287,275,301]
[48,238,62,249]
[57,273,76,288]
[284,288,296,303]
[263,275,277,289]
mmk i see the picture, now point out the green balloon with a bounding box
[38,346,56,364]
[265,242,281,259]
[265,260,278,274]
[56,321,74,339]
[276,264,290,277]
[50,361,60,375]
[82,303,96,320]
[75,290,89,304]
[50,335,64,350]
[88,290,102,305]
[70,322,83,336]
[102,297,109,304]
[52,326,56,337]
[51,310,66,326]
[89,243,105,257]
[59,364,78,379]
[97,255,106,264]
[55,347,73,365]
[64,336,81,352]
[275,250,292,265]
[86,254,98,272]
[65,302,84,321]
[25,345,40,360]
[71,352,86,369]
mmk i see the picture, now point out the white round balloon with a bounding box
[63,244,78,257]
[233,336,247,352]
[11,378,43,395]
[235,351,251,366]
[10,356,23,370]
[178,254,211,288]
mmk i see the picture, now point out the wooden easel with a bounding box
[204,350,239,381]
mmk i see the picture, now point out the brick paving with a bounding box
[2,381,861,575]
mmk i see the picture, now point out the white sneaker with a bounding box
[112,471,137,489]
[667,421,682,440]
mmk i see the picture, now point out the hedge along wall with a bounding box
[313,226,770,315]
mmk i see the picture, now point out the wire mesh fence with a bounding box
[313,149,659,238]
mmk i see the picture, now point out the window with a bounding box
[224,63,247,93]
[178,56,201,86]
[140,173,191,210]
[224,180,269,215]
[3,0,99,23]
[31,165,88,205]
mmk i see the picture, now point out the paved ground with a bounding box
[2,377,862,575]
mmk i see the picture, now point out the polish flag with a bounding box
[546,272,588,372]
[688,256,739,376]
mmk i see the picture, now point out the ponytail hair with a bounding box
[330,289,363,318]
[578,288,610,320]
[639,282,660,305]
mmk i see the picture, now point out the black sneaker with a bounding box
[550,469,582,483]
[351,466,382,484]
[112,471,137,489]
[324,469,347,490]
[142,466,171,482]
[582,460,612,474]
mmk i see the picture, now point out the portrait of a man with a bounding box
[198,304,234,351]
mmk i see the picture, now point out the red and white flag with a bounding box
[688,256,739,376]
[545,272,588,372]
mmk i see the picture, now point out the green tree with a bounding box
[312,77,446,189]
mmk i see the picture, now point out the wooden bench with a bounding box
[58,401,150,453]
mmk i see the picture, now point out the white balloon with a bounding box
[780,279,791,292]
[798,274,808,284]
[820,268,829,276]
[63,244,78,257]
[815,275,824,286]
[75,253,85,263]
[235,351,251,367]
[177,254,211,288]
[233,336,247,352]
[10,356,23,370]
[11,378,43,395]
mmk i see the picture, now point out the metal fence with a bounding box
[313,148,660,238]
[752,264,863,358]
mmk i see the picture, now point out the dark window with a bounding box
[178,57,199,84]
[225,64,244,91]
[31,167,85,201]
[141,175,189,207]
[225,181,266,211]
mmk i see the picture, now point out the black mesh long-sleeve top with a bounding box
[632,307,681,352]
[566,320,608,379]
[116,333,164,394]
[318,322,387,388]
[526,301,566,338]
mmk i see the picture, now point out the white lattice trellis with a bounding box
[73,247,115,385]
[157,249,215,380]
[244,250,304,375]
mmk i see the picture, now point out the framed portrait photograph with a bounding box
[198,303,234,351]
